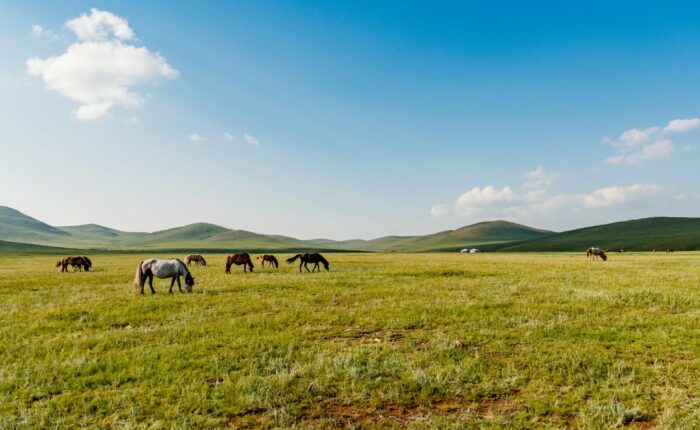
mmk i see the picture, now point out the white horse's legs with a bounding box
[148,274,156,294]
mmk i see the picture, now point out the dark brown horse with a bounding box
[286,253,330,272]
[667,248,674,254]
[55,256,92,272]
[256,254,279,269]
[226,253,254,273]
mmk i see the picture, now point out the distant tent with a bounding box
[460,248,481,253]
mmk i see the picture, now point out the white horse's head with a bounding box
[184,272,195,292]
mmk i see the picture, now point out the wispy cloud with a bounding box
[603,118,699,166]
[31,24,61,41]
[523,166,560,190]
[222,132,234,142]
[26,9,178,120]
[187,133,205,142]
[430,203,450,218]
[124,116,139,125]
[243,132,260,146]
[582,184,661,207]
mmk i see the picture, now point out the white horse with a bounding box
[132,259,195,294]
[586,247,608,261]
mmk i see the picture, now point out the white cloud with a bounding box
[243,132,260,146]
[603,126,658,149]
[32,25,60,41]
[430,203,450,218]
[606,139,673,166]
[523,166,559,190]
[222,132,234,141]
[582,184,661,207]
[454,185,516,217]
[673,193,688,202]
[523,189,547,203]
[604,118,700,166]
[438,182,663,222]
[65,8,134,41]
[187,133,204,142]
[0,73,33,89]
[663,118,700,134]
[26,9,178,120]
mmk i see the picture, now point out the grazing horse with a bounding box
[256,254,279,269]
[286,253,330,272]
[132,258,194,294]
[55,256,92,272]
[225,253,254,273]
[667,248,674,254]
[586,247,607,261]
[184,254,207,266]
[75,256,93,271]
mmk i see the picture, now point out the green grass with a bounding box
[2,252,700,428]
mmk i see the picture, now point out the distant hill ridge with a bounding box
[493,217,700,252]
[0,205,551,251]
[1,205,699,252]
[311,220,553,252]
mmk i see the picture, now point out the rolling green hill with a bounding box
[5,205,699,253]
[383,221,553,252]
[0,206,554,252]
[495,217,700,252]
[0,239,80,255]
[311,221,553,252]
[114,223,313,250]
[0,206,314,251]
[0,206,70,244]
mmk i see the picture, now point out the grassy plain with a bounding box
[1,252,700,429]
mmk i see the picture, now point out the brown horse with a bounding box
[667,248,674,254]
[184,254,207,266]
[256,254,279,269]
[286,253,330,272]
[55,256,92,272]
[226,253,254,273]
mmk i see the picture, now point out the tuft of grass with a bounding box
[1,252,700,428]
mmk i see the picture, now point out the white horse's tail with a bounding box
[132,261,145,292]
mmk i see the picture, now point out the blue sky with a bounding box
[1,1,700,239]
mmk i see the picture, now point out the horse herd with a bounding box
[56,248,677,294]
[55,252,331,294]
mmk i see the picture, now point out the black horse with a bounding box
[286,253,330,272]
